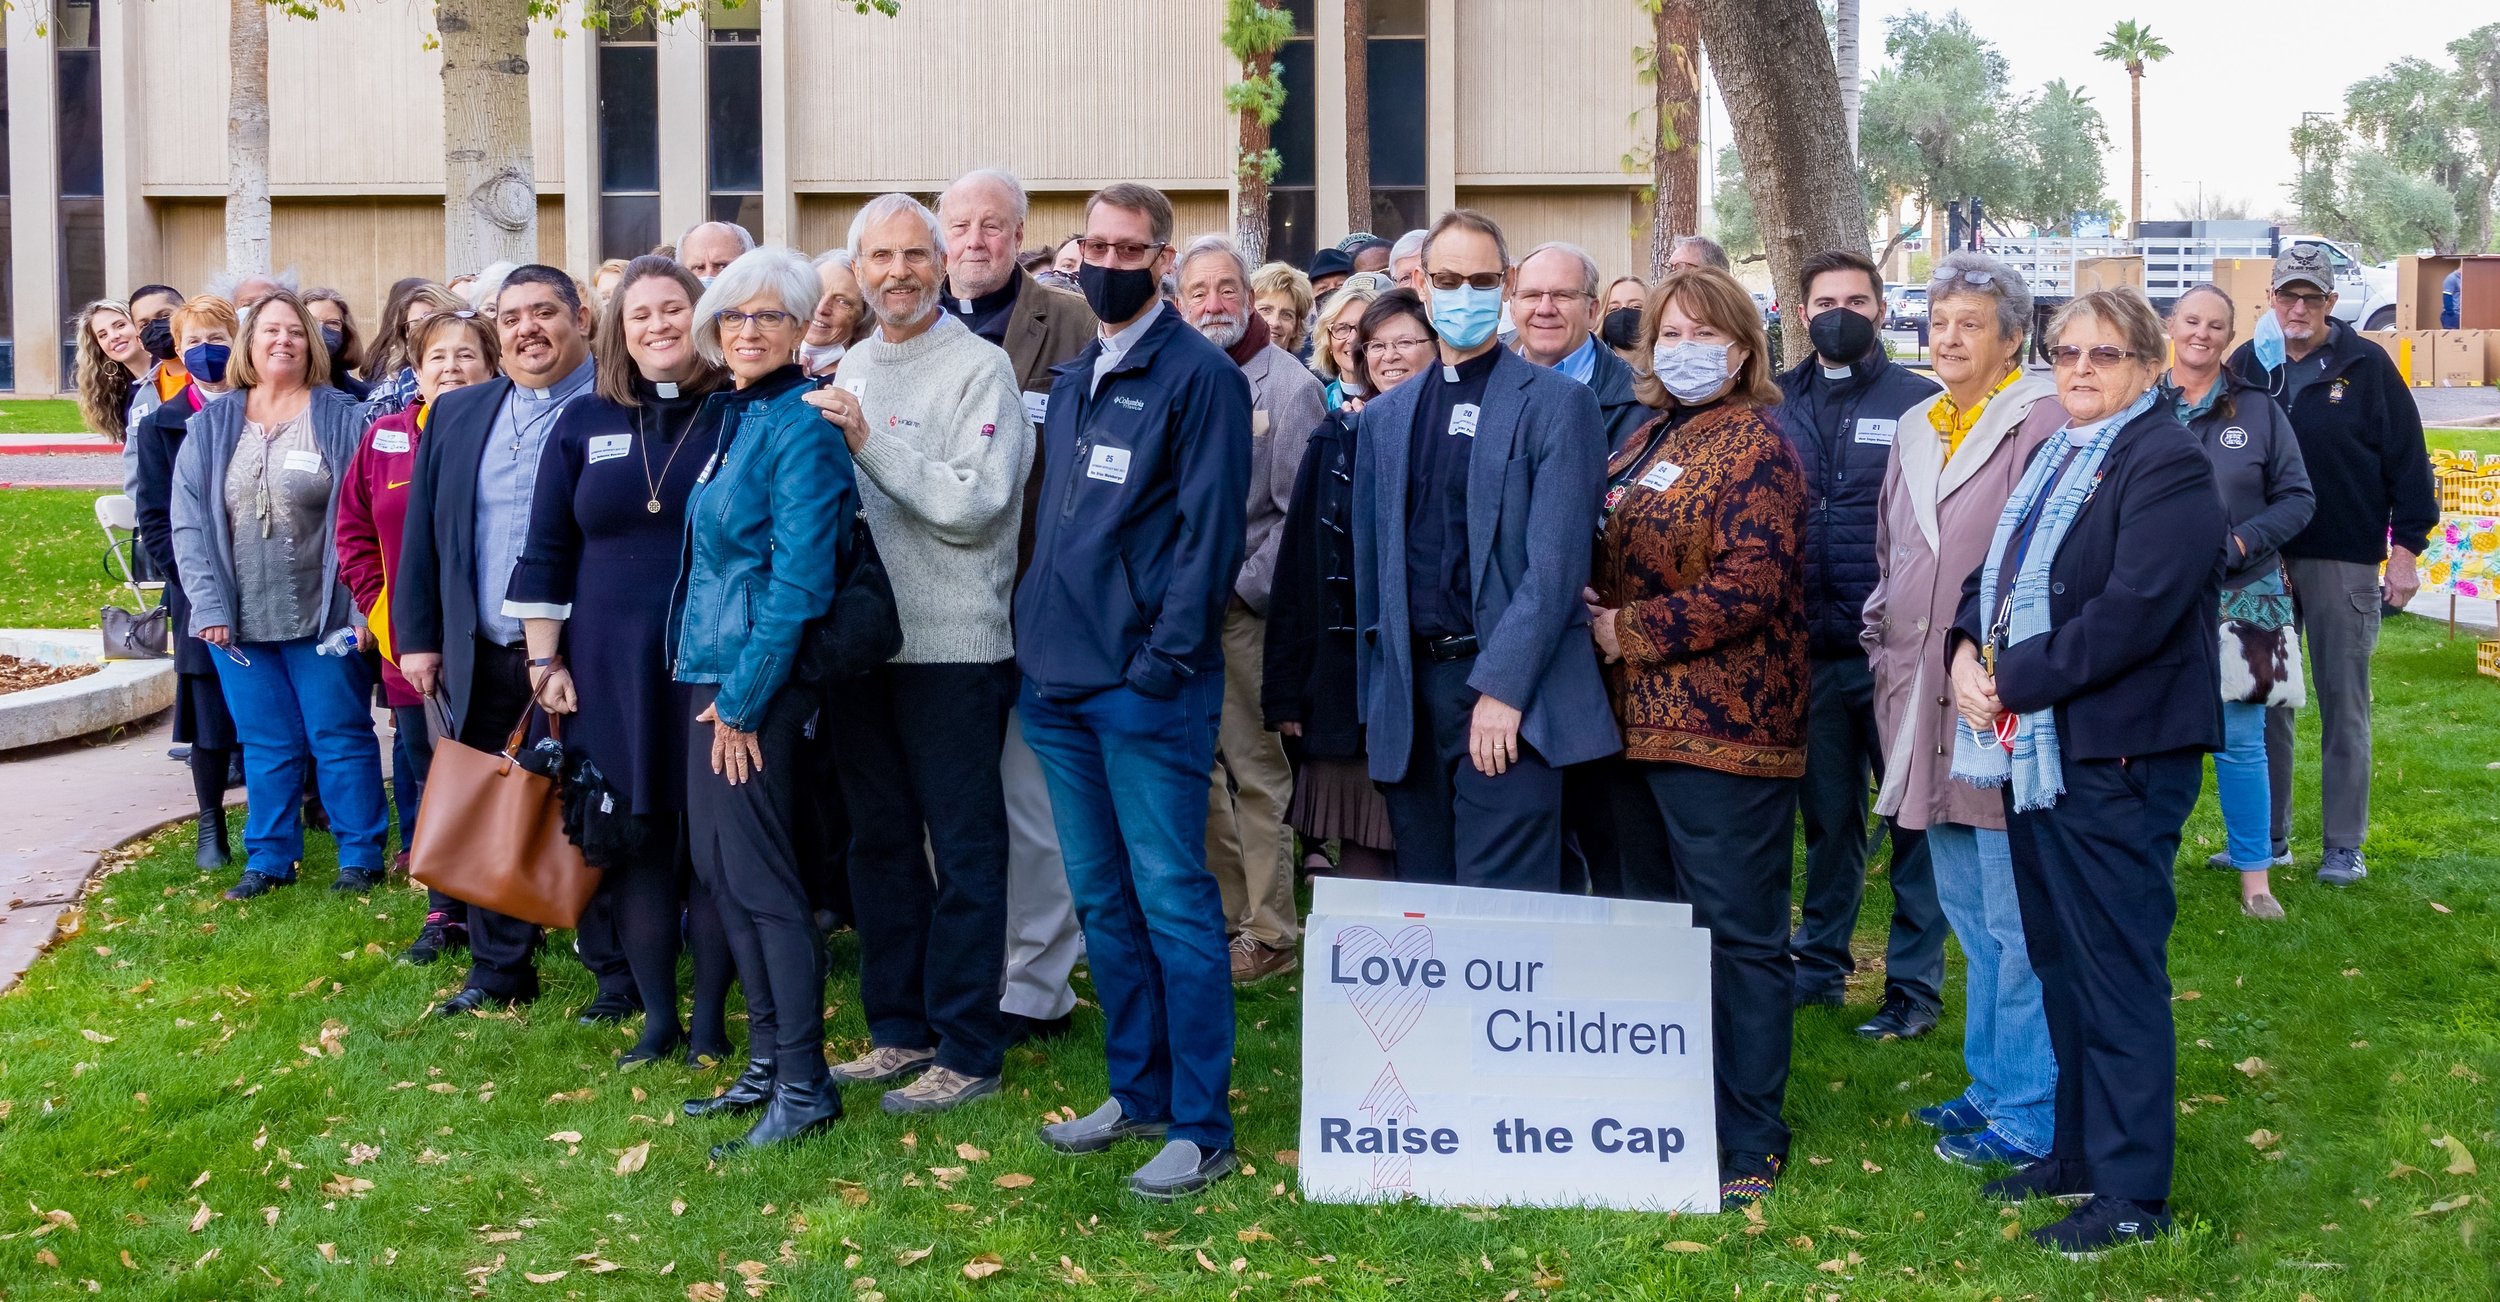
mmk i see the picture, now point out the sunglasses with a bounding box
[2046,345,2141,370]
[1428,271,1505,292]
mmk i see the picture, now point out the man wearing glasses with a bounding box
[1351,209,1619,892]
[1015,184,1253,1201]
[2225,244,2435,889]
[1512,241,1651,453]
[1174,232,1326,987]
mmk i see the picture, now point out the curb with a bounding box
[0,801,236,998]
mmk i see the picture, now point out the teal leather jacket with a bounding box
[671,367,854,731]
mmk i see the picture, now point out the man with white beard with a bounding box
[1173,233,1325,983]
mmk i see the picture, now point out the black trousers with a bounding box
[685,682,829,1087]
[589,815,687,1042]
[827,661,1016,1078]
[1793,653,1943,1010]
[451,638,547,998]
[1620,761,1800,1164]
[2004,749,2200,1204]
[1381,651,1565,892]
[1566,756,1663,899]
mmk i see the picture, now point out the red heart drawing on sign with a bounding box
[1332,924,1434,1051]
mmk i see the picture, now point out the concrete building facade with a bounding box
[4,0,1654,394]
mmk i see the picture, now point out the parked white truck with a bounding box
[1981,226,2398,327]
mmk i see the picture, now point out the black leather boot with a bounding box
[683,1058,775,1119]
[196,808,231,870]
[712,1076,842,1159]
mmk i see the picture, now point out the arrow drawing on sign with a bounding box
[1359,1063,1421,1190]
[1333,923,1435,1051]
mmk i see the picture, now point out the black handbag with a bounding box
[100,603,172,660]
[793,511,904,686]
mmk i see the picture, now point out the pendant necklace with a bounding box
[637,396,693,514]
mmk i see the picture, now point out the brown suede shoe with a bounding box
[1228,933,1298,984]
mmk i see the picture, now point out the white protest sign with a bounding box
[1297,879,1720,1213]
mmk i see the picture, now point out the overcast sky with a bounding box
[1704,3,2490,228]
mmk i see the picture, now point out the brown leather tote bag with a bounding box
[408,699,598,929]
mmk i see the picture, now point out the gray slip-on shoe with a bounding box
[1038,1098,1168,1155]
[1127,1139,1239,1202]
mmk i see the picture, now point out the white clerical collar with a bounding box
[1820,363,1852,381]
[1441,364,1460,383]
[655,381,680,399]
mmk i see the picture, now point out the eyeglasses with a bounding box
[1428,271,1505,292]
[217,644,252,668]
[2046,345,2142,369]
[2272,289,2330,309]
[1077,237,1168,268]
[861,247,938,269]
[1363,337,1435,357]
[1930,268,2000,290]
[717,310,799,332]
[1326,323,1361,340]
[1514,290,1592,307]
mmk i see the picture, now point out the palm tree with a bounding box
[1835,0,1861,160]
[2095,20,2172,235]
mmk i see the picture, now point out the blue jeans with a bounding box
[207,637,388,878]
[1019,674,1233,1150]
[2214,700,2272,869]
[1927,821,2055,1156]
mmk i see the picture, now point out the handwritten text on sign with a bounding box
[1297,881,1720,1213]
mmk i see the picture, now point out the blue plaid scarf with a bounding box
[1950,388,2156,811]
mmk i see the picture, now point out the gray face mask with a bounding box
[1650,340,1733,404]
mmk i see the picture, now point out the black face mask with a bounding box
[140,316,178,363]
[1599,306,1645,351]
[1808,307,1878,366]
[319,324,346,357]
[1078,260,1160,326]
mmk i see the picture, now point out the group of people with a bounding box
[72,166,2433,1254]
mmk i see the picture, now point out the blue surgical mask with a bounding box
[1650,340,1733,405]
[181,342,232,385]
[1429,284,1503,351]
[2253,309,2286,372]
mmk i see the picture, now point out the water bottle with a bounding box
[315,627,360,657]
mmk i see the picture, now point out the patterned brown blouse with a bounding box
[1593,402,1809,778]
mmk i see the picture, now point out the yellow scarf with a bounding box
[1928,368,2020,462]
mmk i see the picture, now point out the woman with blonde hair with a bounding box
[1307,271,1391,410]
[1249,261,1315,358]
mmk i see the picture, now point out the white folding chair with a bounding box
[95,493,163,608]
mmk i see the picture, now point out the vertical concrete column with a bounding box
[656,9,707,248]
[758,0,793,248]
[1314,0,1350,244]
[559,0,599,279]
[8,6,62,393]
[99,0,152,298]
[1425,0,1456,221]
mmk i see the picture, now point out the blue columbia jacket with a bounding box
[1014,308,1251,699]
[671,367,854,731]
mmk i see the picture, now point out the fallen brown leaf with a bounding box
[1195,1248,1221,1273]
[956,1142,988,1162]
[1237,1224,1276,1243]
[546,1131,583,1144]
[524,1270,568,1284]
[2235,1057,2272,1077]
[687,1284,728,1302]
[994,1173,1035,1190]
[2436,1135,2478,1177]
[2248,1129,2282,1151]
[189,1204,216,1233]
[963,1253,1005,1280]
[615,1141,651,1176]
[896,1247,933,1267]
[1663,1240,1710,1253]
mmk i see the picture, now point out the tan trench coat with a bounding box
[1864,376,2068,832]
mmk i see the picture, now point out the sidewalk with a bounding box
[0,430,115,455]
[0,710,241,995]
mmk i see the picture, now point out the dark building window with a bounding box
[596,18,660,260]
[1365,2,1427,241]
[57,0,102,383]
[706,3,762,237]
[1266,35,1317,267]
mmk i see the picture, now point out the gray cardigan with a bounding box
[2176,371,2315,589]
[169,386,368,641]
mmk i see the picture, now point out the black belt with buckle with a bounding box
[1419,634,1479,662]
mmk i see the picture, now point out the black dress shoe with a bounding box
[1794,986,1846,1009]
[1984,1158,2093,1205]
[223,871,287,901]
[330,868,386,893]
[618,1025,686,1068]
[401,916,468,966]
[712,1076,843,1159]
[1854,996,1940,1040]
[433,985,532,1018]
[195,810,232,870]
[684,1058,776,1118]
[1006,1012,1076,1045]
[577,992,642,1025]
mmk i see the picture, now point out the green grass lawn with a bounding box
[0,487,132,628]
[2428,427,2500,456]
[0,398,87,434]
[1,622,2493,1298]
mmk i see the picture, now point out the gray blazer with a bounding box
[1351,346,1621,781]
[169,386,367,642]
[1237,342,1327,614]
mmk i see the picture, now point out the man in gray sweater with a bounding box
[1175,234,1325,983]
[804,193,1034,1115]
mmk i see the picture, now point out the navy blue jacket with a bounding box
[2225,319,2434,565]
[1773,348,1938,658]
[1014,307,1251,699]
[1952,403,2226,762]
[1585,338,1657,455]
[2172,371,2314,589]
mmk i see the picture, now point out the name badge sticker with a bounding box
[1854,417,1897,446]
[369,428,410,454]
[1086,444,1132,485]
[281,449,326,475]
[1022,390,1051,425]
[587,434,632,464]
[1449,403,1482,439]
[1638,461,1684,492]
[1253,410,1272,437]
[836,375,869,402]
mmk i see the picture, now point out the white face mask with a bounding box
[1651,340,1733,404]
[798,340,845,373]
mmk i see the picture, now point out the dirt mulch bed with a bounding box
[0,653,100,695]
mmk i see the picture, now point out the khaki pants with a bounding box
[1204,601,1299,948]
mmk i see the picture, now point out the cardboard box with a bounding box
[2486,325,2500,380]
[2479,639,2500,682]
[2075,256,2146,294]
[2436,330,2487,387]
[2404,330,2439,386]
[2398,255,2463,331]
[2361,329,2410,384]
[2210,257,2273,344]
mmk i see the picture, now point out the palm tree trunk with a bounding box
[1835,0,1861,162]
[1344,0,1371,236]
[2127,66,2143,235]
[439,0,540,275]
[1649,0,1700,279]
[225,0,271,277]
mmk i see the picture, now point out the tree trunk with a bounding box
[439,0,540,276]
[2127,66,2143,236]
[1344,0,1370,237]
[1237,63,1273,266]
[1649,0,1700,279]
[1695,0,1868,363]
[225,0,271,277]
[1835,0,1860,162]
